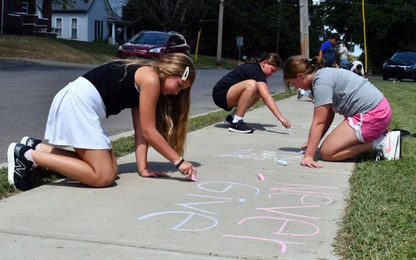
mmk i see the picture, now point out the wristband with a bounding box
[175,158,185,169]
[173,156,183,166]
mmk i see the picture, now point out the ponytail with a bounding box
[310,56,324,70]
[283,55,324,80]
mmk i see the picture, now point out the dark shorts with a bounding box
[212,84,233,111]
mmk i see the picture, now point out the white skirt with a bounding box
[45,77,112,149]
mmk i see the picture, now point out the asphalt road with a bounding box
[0,59,285,165]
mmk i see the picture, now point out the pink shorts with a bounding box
[346,97,392,143]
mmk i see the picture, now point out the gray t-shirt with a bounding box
[313,68,384,118]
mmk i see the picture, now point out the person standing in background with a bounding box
[338,42,350,69]
[319,33,340,68]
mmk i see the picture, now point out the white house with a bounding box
[51,0,130,44]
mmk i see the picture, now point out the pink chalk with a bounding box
[258,173,265,181]
[190,174,197,182]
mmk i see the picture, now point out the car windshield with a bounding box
[391,52,416,62]
[130,33,169,45]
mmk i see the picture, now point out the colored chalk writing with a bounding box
[139,182,342,253]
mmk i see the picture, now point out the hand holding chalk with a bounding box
[190,173,197,182]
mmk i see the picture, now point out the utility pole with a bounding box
[216,0,224,67]
[276,0,283,54]
[361,0,368,73]
[299,0,309,58]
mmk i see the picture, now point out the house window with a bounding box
[55,18,62,37]
[71,18,78,39]
[94,19,103,40]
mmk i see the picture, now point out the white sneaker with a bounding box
[378,131,402,160]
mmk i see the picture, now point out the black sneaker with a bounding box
[7,143,34,191]
[224,114,233,125]
[21,136,42,150]
[229,120,254,134]
[21,136,43,173]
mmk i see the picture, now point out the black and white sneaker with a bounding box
[229,120,254,134]
[7,143,34,191]
[21,136,43,173]
[21,136,42,150]
[224,114,233,125]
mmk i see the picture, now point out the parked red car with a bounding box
[117,30,190,59]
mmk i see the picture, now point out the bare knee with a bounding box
[91,169,118,187]
[318,142,337,161]
[320,149,335,161]
[245,80,258,94]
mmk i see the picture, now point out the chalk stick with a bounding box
[258,173,265,181]
[299,148,306,154]
[190,174,197,182]
[277,160,288,166]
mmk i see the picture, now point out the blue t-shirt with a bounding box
[320,40,336,64]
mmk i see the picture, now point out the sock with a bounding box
[231,109,236,117]
[233,115,243,123]
[24,149,37,167]
[372,134,386,149]
[35,143,41,152]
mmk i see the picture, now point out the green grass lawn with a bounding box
[0,34,239,69]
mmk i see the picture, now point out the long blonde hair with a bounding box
[153,53,195,156]
[122,53,195,156]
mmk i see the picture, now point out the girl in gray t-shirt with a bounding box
[283,55,401,168]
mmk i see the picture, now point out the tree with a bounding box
[53,0,88,10]
[196,0,303,60]
[315,0,416,72]
[355,0,416,70]
[122,0,207,33]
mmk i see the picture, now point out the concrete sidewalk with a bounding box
[0,96,353,259]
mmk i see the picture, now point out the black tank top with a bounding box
[83,61,140,117]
